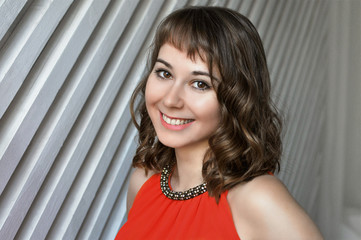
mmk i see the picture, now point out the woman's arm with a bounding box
[228,174,323,240]
[126,167,155,214]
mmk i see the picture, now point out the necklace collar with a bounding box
[160,164,207,200]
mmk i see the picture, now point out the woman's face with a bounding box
[145,43,221,151]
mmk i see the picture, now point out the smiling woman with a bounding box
[116,6,323,240]
[145,43,221,150]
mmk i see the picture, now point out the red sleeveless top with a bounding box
[116,173,240,239]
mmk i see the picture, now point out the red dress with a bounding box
[116,173,240,239]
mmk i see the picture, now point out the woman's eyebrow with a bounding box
[156,58,219,81]
[156,58,172,69]
[192,71,219,81]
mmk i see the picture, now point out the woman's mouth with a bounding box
[160,113,194,130]
[162,114,194,125]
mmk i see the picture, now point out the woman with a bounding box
[116,6,323,239]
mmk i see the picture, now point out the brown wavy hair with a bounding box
[130,6,282,201]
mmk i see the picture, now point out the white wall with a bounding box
[340,0,361,238]
[344,0,361,211]
[320,1,361,239]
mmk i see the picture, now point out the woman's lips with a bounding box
[160,112,194,130]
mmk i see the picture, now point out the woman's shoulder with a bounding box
[227,174,323,239]
[228,174,288,204]
[126,167,157,213]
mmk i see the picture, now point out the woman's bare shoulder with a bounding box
[227,174,323,240]
[126,167,156,213]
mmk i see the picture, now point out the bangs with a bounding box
[153,7,219,69]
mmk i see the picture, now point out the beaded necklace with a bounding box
[160,164,207,200]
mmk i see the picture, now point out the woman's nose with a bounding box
[162,84,184,108]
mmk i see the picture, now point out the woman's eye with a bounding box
[155,69,172,79]
[191,81,210,91]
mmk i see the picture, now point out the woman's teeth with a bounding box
[162,114,193,125]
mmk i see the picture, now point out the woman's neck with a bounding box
[171,145,208,191]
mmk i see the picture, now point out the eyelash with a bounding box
[154,69,172,79]
[191,81,210,91]
[154,68,211,91]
